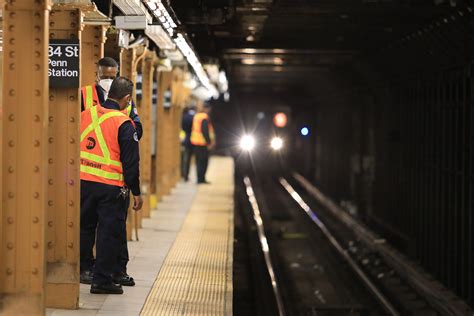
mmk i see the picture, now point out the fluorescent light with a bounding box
[242,58,256,65]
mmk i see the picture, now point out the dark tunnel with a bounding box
[173,0,474,307]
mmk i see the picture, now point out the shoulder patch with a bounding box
[133,132,139,142]
[134,107,138,115]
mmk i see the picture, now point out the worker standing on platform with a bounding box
[190,103,215,184]
[181,104,196,182]
[81,57,143,139]
[80,77,143,294]
[80,58,142,288]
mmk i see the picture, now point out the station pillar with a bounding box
[81,24,106,86]
[45,8,81,309]
[0,0,52,314]
[139,52,157,218]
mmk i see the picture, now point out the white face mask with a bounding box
[98,79,113,94]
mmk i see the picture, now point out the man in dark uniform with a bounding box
[80,77,143,294]
[181,105,196,182]
[80,58,142,287]
[81,57,143,139]
[190,104,215,184]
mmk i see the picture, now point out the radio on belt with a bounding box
[48,39,80,88]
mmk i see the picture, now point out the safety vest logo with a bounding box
[86,137,96,150]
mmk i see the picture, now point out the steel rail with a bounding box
[292,173,473,316]
[243,177,286,316]
[279,178,400,316]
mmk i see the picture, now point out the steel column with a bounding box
[139,52,156,218]
[154,70,172,200]
[45,8,81,309]
[80,24,106,87]
[120,48,135,241]
[0,0,51,314]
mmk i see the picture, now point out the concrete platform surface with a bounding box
[47,156,234,316]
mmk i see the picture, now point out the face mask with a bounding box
[98,79,113,94]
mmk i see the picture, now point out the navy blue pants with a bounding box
[194,145,209,183]
[80,180,128,285]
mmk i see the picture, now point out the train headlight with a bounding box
[270,137,283,150]
[240,135,256,151]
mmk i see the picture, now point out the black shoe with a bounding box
[90,283,123,294]
[113,273,135,286]
[80,270,93,285]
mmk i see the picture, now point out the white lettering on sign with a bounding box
[48,45,79,58]
[48,41,80,88]
[48,68,79,77]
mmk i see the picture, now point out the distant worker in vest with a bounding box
[81,57,142,139]
[80,77,143,294]
[190,103,215,184]
[181,104,196,182]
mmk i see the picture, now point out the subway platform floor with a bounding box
[47,157,234,316]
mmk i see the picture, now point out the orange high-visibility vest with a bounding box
[190,112,215,146]
[81,84,133,116]
[80,105,131,187]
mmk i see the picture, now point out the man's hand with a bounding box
[208,142,216,150]
[133,195,143,211]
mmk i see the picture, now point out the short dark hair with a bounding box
[98,57,119,68]
[108,77,133,100]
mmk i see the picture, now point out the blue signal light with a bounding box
[300,127,310,136]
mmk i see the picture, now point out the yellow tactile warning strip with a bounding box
[141,157,234,316]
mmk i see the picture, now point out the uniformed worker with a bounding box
[80,77,143,294]
[80,58,142,287]
[81,57,143,139]
[190,103,215,184]
[181,105,196,182]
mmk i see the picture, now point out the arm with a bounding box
[118,121,141,196]
[129,101,143,140]
[201,119,211,145]
[80,93,85,112]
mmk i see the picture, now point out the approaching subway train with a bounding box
[232,108,292,175]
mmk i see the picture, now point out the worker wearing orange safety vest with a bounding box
[80,57,142,140]
[190,103,215,184]
[80,77,143,295]
[80,58,142,288]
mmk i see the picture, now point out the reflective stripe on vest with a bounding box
[80,106,130,186]
[82,85,101,109]
[190,112,215,146]
[81,84,134,118]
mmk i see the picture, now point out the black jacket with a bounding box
[102,99,141,196]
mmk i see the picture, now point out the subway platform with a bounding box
[47,157,234,316]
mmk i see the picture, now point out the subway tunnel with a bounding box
[0,0,473,315]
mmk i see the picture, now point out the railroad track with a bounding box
[238,174,471,316]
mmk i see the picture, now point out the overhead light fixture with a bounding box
[273,57,283,65]
[144,0,218,98]
[144,0,178,37]
[145,24,175,50]
[242,58,256,65]
[114,0,149,16]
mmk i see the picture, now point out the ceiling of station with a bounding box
[172,0,457,88]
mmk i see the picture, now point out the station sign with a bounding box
[48,39,80,88]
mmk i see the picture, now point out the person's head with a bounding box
[203,103,211,114]
[96,57,119,93]
[108,77,133,110]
